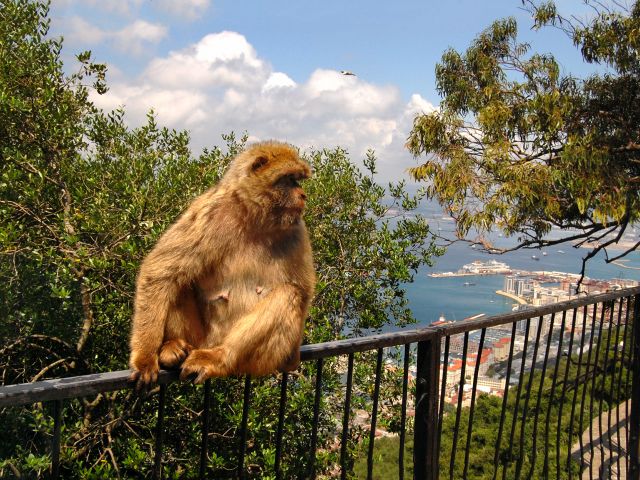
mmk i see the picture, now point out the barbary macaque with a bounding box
[129,142,316,387]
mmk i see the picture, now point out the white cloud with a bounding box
[92,30,436,182]
[57,16,167,55]
[262,72,297,92]
[54,0,206,20]
[143,32,265,89]
[194,32,262,69]
[155,0,211,21]
[60,16,107,45]
[113,20,168,54]
[59,0,144,17]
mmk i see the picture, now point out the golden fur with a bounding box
[129,142,316,386]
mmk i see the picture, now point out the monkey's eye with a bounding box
[289,176,301,188]
[278,175,300,188]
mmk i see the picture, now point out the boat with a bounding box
[558,250,565,254]
[459,260,511,274]
[531,255,540,261]
[542,251,548,256]
[463,281,476,286]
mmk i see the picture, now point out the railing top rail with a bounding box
[439,285,640,335]
[1,285,639,408]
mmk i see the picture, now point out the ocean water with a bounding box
[402,219,640,328]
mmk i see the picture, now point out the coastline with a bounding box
[495,289,528,305]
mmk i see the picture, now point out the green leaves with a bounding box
[304,147,441,338]
[408,1,640,261]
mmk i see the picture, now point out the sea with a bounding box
[402,213,640,328]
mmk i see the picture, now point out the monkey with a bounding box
[129,141,316,388]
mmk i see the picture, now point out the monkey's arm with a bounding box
[180,283,310,382]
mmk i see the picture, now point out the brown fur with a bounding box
[129,142,315,387]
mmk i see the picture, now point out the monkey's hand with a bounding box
[180,348,229,383]
[129,352,160,390]
[159,339,193,369]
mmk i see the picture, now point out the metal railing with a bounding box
[1,287,640,479]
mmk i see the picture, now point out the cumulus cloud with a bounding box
[91,30,436,181]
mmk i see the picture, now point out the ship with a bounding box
[459,260,511,275]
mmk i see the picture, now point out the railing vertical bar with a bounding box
[436,337,451,461]
[588,301,606,480]
[274,372,288,480]
[529,312,556,479]
[600,300,616,480]
[557,307,579,480]
[340,353,355,480]
[237,375,252,480]
[153,384,167,480]
[367,348,384,480]
[51,399,63,479]
[544,311,566,478]
[308,358,324,479]
[629,294,640,480]
[414,334,441,480]
[399,343,411,480]
[578,302,598,478]
[515,315,545,479]
[568,305,590,477]
[450,332,469,480]
[463,328,486,479]
[625,296,635,452]
[492,321,517,480]
[618,296,633,476]
[503,317,531,480]
[611,297,627,479]
[198,379,211,480]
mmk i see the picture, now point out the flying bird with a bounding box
[340,70,356,76]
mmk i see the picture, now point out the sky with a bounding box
[49,0,603,182]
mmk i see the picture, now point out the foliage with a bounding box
[406,0,640,280]
[0,1,439,477]
[352,435,413,480]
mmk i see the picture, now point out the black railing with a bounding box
[2,287,640,479]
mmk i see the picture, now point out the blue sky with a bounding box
[50,0,602,180]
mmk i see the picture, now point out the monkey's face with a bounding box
[272,172,308,216]
[232,143,312,228]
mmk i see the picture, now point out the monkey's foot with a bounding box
[280,348,301,372]
[281,357,300,372]
[129,353,160,391]
[180,348,229,383]
[159,339,193,369]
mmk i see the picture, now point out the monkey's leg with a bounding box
[180,284,306,383]
[158,290,203,368]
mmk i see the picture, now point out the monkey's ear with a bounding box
[251,156,269,172]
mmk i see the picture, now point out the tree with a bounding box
[406,0,640,281]
[0,1,440,477]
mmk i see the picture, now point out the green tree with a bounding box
[406,0,640,280]
[0,1,440,477]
